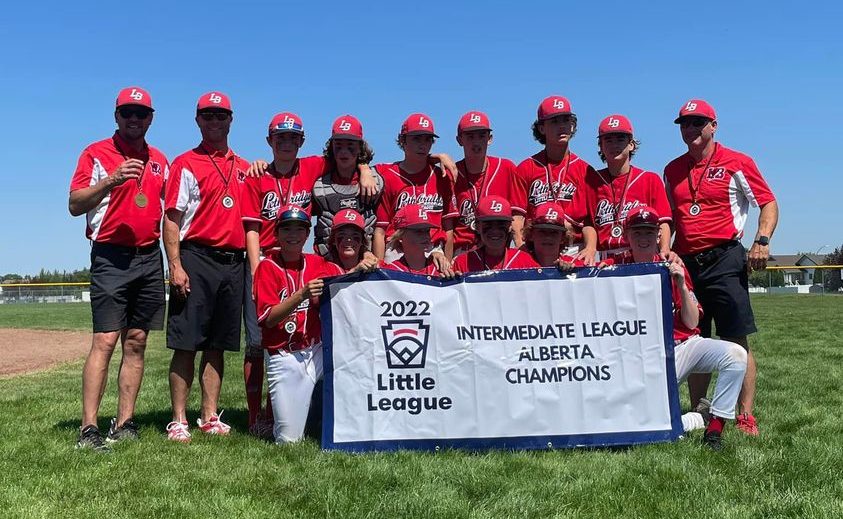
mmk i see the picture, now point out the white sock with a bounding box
[681,411,706,432]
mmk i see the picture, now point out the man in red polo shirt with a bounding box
[69,86,169,451]
[447,111,518,256]
[664,99,778,436]
[511,95,596,262]
[567,114,673,262]
[373,113,456,262]
[163,91,251,442]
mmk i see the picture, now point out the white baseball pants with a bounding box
[265,344,323,444]
[675,335,748,420]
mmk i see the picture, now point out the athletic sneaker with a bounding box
[196,411,231,436]
[735,412,759,436]
[106,418,140,443]
[249,415,274,441]
[702,429,723,451]
[76,425,111,453]
[166,421,192,443]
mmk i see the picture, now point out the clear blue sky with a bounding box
[2,1,841,274]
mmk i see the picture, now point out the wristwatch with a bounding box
[754,235,770,246]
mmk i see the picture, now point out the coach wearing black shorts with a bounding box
[664,99,778,436]
[162,92,251,442]
[69,87,169,451]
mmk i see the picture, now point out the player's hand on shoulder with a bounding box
[358,164,379,204]
[247,159,269,178]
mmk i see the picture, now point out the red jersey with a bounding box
[241,156,326,249]
[380,257,441,276]
[374,163,455,243]
[165,143,251,250]
[70,133,169,246]
[447,156,517,250]
[568,166,672,251]
[453,248,539,273]
[664,143,775,255]
[253,252,343,352]
[511,150,592,217]
[612,255,702,342]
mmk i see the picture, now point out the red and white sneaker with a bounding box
[197,411,232,436]
[166,421,192,443]
[735,412,759,436]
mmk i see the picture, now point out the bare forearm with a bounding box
[756,200,778,238]
[245,226,262,274]
[373,228,386,259]
[679,284,700,329]
[658,222,671,254]
[68,179,115,216]
[163,212,183,268]
[512,215,525,247]
[264,291,304,328]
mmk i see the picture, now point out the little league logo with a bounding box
[381,319,430,369]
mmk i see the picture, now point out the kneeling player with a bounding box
[327,208,379,273]
[619,206,747,450]
[453,196,538,273]
[520,202,583,268]
[382,204,454,278]
[253,205,343,444]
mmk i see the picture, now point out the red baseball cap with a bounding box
[475,196,513,222]
[332,209,365,231]
[331,115,363,141]
[537,95,574,120]
[457,111,491,133]
[394,204,436,229]
[400,113,438,137]
[269,112,304,135]
[275,204,311,227]
[532,202,566,229]
[197,91,232,112]
[116,87,154,111]
[626,205,660,228]
[598,114,634,136]
[674,99,716,124]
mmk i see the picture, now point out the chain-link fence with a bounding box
[0,283,89,304]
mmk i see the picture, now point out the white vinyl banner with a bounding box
[321,263,683,452]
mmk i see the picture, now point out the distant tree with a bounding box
[749,269,784,288]
[822,245,843,291]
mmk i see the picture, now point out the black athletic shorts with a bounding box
[682,240,757,339]
[89,241,165,333]
[166,242,244,352]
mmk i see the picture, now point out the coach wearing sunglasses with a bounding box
[162,92,251,442]
[663,99,778,438]
[69,86,169,451]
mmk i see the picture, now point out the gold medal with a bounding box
[134,193,148,208]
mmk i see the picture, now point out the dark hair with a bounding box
[531,114,578,145]
[322,138,375,165]
[597,136,641,162]
[396,133,436,150]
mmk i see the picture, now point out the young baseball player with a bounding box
[382,204,454,277]
[614,206,748,450]
[453,196,539,273]
[447,111,518,256]
[567,115,672,263]
[373,113,457,264]
[519,203,583,268]
[327,208,378,273]
[311,115,384,258]
[252,204,344,444]
[510,95,596,262]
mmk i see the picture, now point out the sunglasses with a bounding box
[118,108,152,120]
[679,117,711,128]
[198,112,231,121]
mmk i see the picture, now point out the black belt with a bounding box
[682,240,740,268]
[93,240,160,255]
[182,241,244,264]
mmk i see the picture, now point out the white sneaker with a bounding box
[166,421,192,443]
[196,411,231,436]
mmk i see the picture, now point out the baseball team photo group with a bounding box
[2,3,840,517]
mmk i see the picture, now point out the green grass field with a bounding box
[0,296,841,518]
